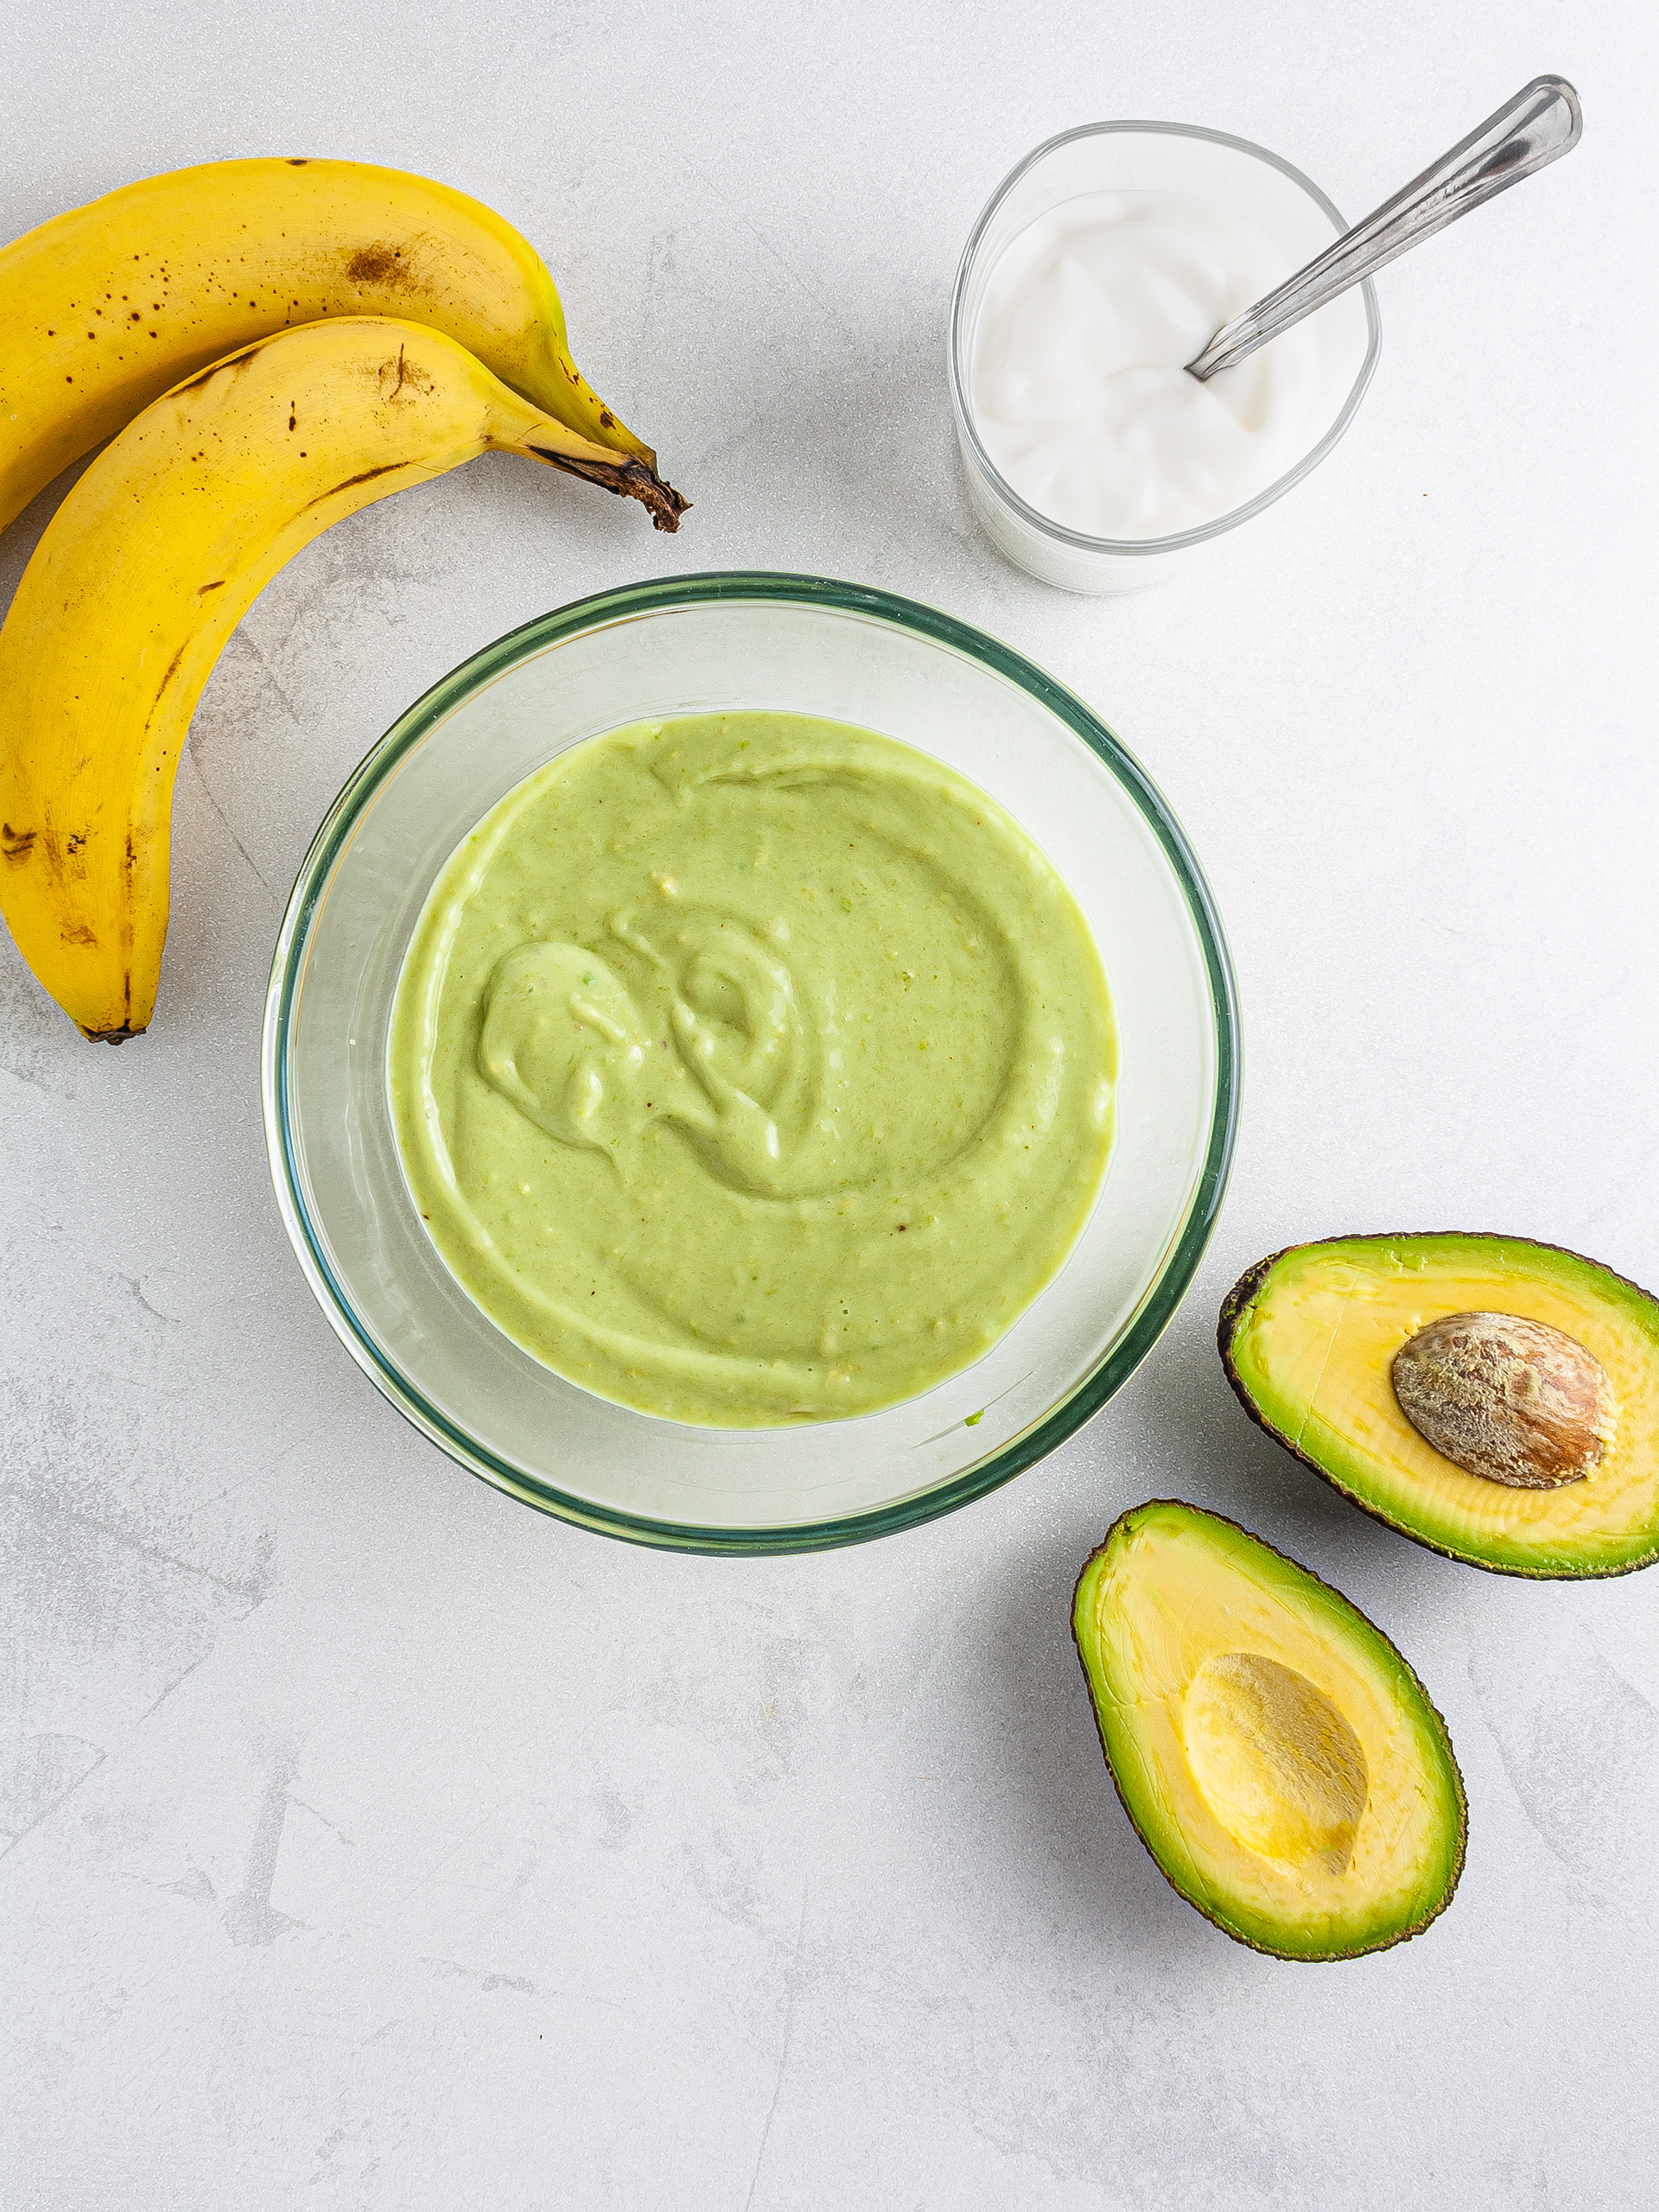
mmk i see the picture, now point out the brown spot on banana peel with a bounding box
[154,641,189,701]
[300,461,411,511]
[84,944,140,1042]
[523,440,689,531]
[376,345,436,402]
[170,346,262,397]
[3,823,38,864]
[346,245,410,288]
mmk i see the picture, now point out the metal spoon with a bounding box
[1186,75,1582,382]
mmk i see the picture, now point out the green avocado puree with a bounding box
[389,712,1116,1425]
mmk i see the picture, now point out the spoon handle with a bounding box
[1186,75,1583,381]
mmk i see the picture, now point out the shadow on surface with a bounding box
[958,1513,1237,1982]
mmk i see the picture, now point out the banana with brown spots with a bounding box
[0,316,686,1040]
[0,156,676,533]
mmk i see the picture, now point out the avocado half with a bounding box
[1072,1501,1465,1961]
[1220,1234,1659,1579]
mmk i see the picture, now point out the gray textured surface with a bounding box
[3,3,1658,2204]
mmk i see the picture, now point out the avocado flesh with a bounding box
[1222,1235,1659,1578]
[1073,1501,1465,1961]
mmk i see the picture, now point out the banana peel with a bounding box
[0,156,676,532]
[0,316,687,1042]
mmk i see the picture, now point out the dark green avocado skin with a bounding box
[1072,1499,1468,1962]
[1217,1232,1659,1581]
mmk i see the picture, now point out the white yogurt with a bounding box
[969,190,1339,541]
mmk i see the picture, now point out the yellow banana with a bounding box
[0,315,687,1042]
[0,156,670,534]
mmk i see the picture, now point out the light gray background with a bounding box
[3,3,1656,2205]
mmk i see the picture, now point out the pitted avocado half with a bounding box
[1220,1234,1659,1579]
[1072,1501,1465,1961]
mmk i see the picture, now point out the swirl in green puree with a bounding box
[389,712,1116,1425]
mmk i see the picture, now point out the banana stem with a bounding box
[520,435,689,532]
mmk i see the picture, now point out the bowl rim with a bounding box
[262,570,1241,1553]
[948,118,1383,557]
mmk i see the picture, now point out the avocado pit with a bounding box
[1391,1310,1615,1490]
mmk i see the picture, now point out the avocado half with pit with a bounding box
[1072,1501,1465,1961]
[1220,1234,1659,1578]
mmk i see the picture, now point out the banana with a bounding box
[0,315,687,1042]
[0,156,671,535]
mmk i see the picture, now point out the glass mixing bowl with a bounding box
[263,574,1238,1551]
[950,122,1382,593]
